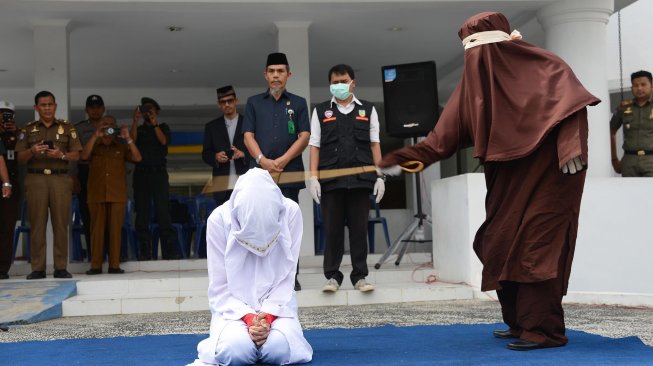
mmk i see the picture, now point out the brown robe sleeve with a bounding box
[556,108,588,169]
[379,85,472,168]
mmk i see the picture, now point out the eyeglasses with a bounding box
[218,98,236,106]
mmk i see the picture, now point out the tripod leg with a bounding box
[395,217,432,266]
[395,236,411,266]
[375,220,419,269]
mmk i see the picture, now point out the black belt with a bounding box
[624,150,653,156]
[28,168,68,175]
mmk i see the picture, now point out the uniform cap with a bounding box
[85,94,104,107]
[140,97,161,111]
[0,100,15,111]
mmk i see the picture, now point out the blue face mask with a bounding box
[330,81,352,100]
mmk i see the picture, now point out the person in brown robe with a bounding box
[378,11,600,351]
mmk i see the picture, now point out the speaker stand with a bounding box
[375,141,432,269]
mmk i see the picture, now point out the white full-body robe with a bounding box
[189,168,313,366]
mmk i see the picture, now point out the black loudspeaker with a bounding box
[381,61,439,138]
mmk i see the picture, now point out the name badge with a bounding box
[7,150,14,160]
[287,119,296,134]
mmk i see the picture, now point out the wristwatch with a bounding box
[61,153,67,161]
[256,154,264,165]
[2,182,12,188]
[377,174,387,182]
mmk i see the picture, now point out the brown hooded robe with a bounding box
[379,12,600,294]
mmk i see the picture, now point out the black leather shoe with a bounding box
[86,268,102,275]
[27,271,46,280]
[0,272,9,280]
[294,279,302,291]
[53,269,72,279]
[507,340,543,351]
[493,329,519,339]
[108,267,125,274]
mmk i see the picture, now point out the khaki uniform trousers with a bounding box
[25,173,73,271]
[88,202,126,269]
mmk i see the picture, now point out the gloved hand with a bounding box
[373,177,385,203]
[377,165,402,176]
[561,156,585,175]
[309,176,321,204]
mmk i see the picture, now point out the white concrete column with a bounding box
[32,19,71,268]
[274,21,315,256]
[32,19,71,121]
[537,0,614,177]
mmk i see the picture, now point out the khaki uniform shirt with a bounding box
[609,99,653,152]
[15,119,83,170]
[87,140,136,204]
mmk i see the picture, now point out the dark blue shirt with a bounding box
[243,89,310,188]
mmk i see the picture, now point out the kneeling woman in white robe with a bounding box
[189,168,313,365]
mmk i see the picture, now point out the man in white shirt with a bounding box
[189,168,312,365]
[308,64,385,293]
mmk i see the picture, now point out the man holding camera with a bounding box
[83,115,142,274]
[129,97,181,260]
[0,100,17,279]
[16,91,83,279]
[202,85,248,206]
[72,94,106,247]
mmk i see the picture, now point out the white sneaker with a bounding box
[322,278,340,292]
[354,279,375,292]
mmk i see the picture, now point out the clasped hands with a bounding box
[215,146,245,164]
[242,312,276,348]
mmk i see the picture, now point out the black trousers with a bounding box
[0,186,19,273]
[321,188,371,285]
[279,187,300,285]
[213,189,233,208]
[133,169,179,259]
[77,164,92,251]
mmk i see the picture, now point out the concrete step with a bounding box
[59,253,476,317]
[8,253,432,277]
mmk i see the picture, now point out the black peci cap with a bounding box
[216,85,236,99]
[266,52,289,67]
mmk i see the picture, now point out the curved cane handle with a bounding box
[400,161,425,173]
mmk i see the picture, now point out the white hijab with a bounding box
[224,168,295,305]
[228,168,287,256]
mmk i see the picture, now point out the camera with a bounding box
[226,150,234,159]
[103,127,118,137]
[139,105,151,114]
[43,140,54,149]
[2,111,13,123]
